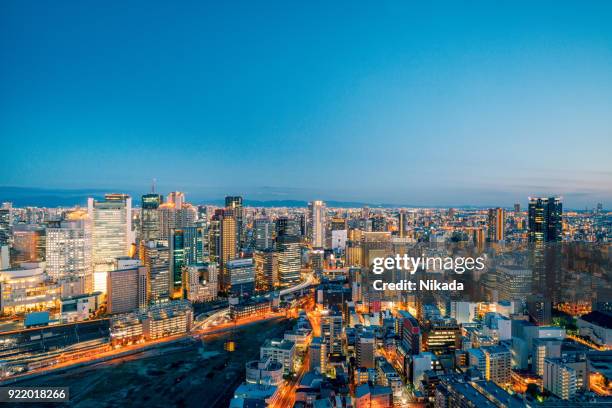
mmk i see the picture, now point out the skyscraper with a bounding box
[141,241,170,302]
[225,196,243,249]
[277,234,301,287]
[88,194,134,268]
[45,214,93,292]
[254,217,273,250]
[487,208,505,242]
[169,228,185,297]
[141,193,162,242]
[212,209,237,291]
[309,200,326,248]
[397,210,407,238]
[107,260,148,314]
[528,197,562,243]
[0,203,11,247]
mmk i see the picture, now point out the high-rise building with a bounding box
[309,200,326,248]
[225,196,243,248]
[275,216,299,238]
[321,307,343,356]
[253,249,278,291]
[12,225,45,264]
[277,234,301,287]
[0,203,12,247]
[185,263,218,302]
[107,259,148,314]
[482,345,511,386]
[528,197,562,243]
[397,211,407,238]
[356,330,375,369]
[218,210,236,291]
[544,358,577,400]
[158,192,196,241]
[45,214,93,292]
[88,194,134,268]
[141,193,162,242]
[487,208,505,242]
[514,203,521,213]
[309,336,326,372]
[183,226,204,265]
[254,217,273,250]
[169,229,185,297]
[399,310,421,355]
[422,318,461,356]
[226,258,255,296]
[140,241,170,302]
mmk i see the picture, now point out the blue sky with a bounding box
[1,1,611,207]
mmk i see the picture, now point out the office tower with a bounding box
[141,193,162,242]
[253,249,278,291]
[481,345,511,386]
[225,196,243,248]
[141,241,170,302]
[11,225,45,264]
[321,307,343,356]
[422,318,461,356]
[159,192,196,241]
[311,248,324,274]
[254,217,273,250]
[309,200,326,248]
[183,226,204,265]
[472,228,485,248]
[45,215,93,292]
[514,203,521,213]
[107,260,148,314]
[169,229,185,297]
[528,197,562,243]
[225,258,255,296]
[276,234,301,287]
[297,213,307,237]
[532,338,562,376]
[88,194,134,269]
[487,208,505,242]
[527,294,552,325]
[397,211,407,238]
[275,216,299,237]
[330,217,347,231]
[399,310,421,355]
[217,210,237,290]
[0,203,12,247]
[496,265,532,305]
[309,337,327,372]
[167,191,185,208]
[185,263,218,302]
[356,330,375,368]
[544,358,577,400]
[370,215,386,232]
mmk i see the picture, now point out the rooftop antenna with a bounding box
[152,178,157,193]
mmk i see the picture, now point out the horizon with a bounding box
[0,185,606,211]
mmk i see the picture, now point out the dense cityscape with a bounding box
[0,192,609,407]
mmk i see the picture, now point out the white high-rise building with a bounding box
[45,214,93,292]
[544,358,577,400]
[88,194,133,265]
[309,200,326,248]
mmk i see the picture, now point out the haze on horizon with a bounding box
[1,1,611,208]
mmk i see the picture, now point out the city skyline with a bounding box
[2,1,612,207]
